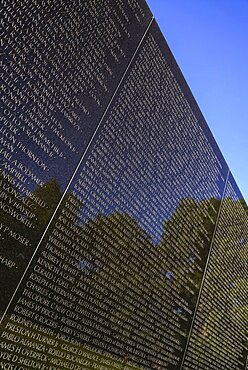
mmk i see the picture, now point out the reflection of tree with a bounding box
[153,197,221,366]
[159,197,220,304]
[54,211,159,367]
[37,195,224,369]
[31,179,62,232]
[185,196,248,369]
[0,171,63,314]
[1,172,247,369]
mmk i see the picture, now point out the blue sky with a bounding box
[146,0,248,203]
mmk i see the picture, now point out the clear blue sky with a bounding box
[146,0,248,203]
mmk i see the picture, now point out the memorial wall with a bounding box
[0,1,247,369]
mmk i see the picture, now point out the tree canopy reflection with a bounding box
[0,173,247,368]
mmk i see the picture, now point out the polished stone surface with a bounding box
[0,2,247,370]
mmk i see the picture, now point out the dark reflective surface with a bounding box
[0,0,152,314]
[183,173,248,370]
[0,3,247,370]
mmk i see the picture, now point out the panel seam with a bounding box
[179,169,230,369]
[0,16,154,324]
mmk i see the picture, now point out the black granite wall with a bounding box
[1,1,247,369]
